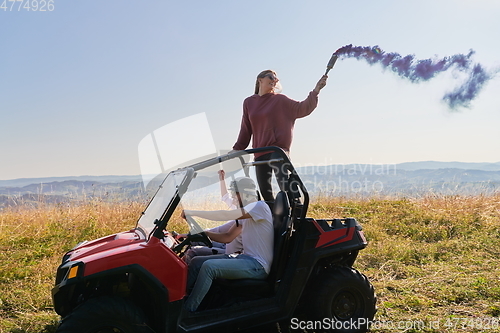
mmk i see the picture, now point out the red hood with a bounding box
[66,229,143,262]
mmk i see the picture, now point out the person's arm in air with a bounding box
[218,170,235,208]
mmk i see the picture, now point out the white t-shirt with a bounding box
[240,200,274,274]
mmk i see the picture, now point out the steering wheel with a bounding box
[185,215,213,248]
[172,231,213,255]
[172,215,214,254]
[188,231,213,248]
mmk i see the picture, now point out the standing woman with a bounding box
[232,70,328,201]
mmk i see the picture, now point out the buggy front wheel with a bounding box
[55,296,152,333]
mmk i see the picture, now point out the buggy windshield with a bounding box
[136,168,191,237]
[135,150,255,237]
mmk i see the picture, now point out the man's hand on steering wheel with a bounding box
[180,210,213,248]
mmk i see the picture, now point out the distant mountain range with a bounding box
[1,161,499,208]
[2,161,500,188]
[392,161,500,171]
[0,179,146,208]
[0,175,142,188]
[294,161,500,196]
[296,161,500,173]
[297,168,500,197]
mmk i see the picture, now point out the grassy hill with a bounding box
[0,195,499,332]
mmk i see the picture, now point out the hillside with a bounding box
[1,161,500,208]
[0,180,146,208]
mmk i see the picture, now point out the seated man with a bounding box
[182,177,273,312]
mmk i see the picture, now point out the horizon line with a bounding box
[2,160,500,183]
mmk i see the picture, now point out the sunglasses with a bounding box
[264,74,278,81]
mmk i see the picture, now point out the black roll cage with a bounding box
[148,146,309,238]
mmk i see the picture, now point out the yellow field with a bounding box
[0,194,499,332]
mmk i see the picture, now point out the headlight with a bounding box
[55,261,84,284]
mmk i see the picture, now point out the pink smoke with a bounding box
[334,44,495,110]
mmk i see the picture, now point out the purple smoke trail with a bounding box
[334,44,495,110]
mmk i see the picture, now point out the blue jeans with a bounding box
[185,254,268,312]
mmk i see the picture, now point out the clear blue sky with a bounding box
[1,0,499,180]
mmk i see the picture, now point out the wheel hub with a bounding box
[332,291,357,319]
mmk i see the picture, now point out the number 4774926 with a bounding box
[1,0,55,11]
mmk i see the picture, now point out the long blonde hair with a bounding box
[254,70,277,94]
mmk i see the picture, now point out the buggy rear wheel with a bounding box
[55,296,152,333]
[306,266,376,333]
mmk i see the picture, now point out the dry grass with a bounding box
[0,199,145,333]
[309,194,500,332]
[0,194,499,332]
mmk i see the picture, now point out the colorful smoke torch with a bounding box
[325,54,338,75]
[330,44,496,109]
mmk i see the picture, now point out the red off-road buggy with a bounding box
[52,147,376,332]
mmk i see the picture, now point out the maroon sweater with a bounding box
[233,91,319,158]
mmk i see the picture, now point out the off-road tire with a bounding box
[55,296,152,333]
[304,266,376,333]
